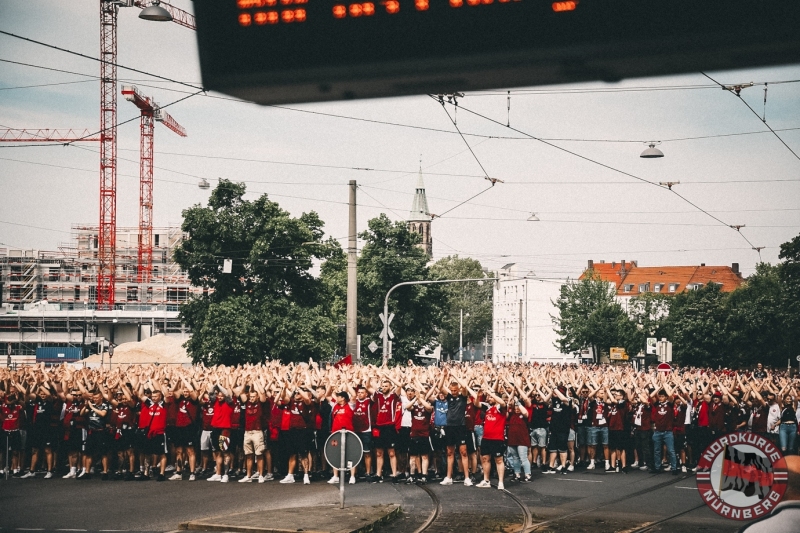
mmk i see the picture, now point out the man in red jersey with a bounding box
[649,387,677,475]
[371,377,402,482]
[207,385,235,482]
[2,388,25,476]
[239,384,269,483]
[586,387,611,471]
[406,387,433,484]
[107,385,137,480]
[476,388,507,490]
[348,384,374,480]
[139,387,169,481]
[328,390,357,484]
[279,387,314,484]
[58,385,86,479]
[607,388,629,473]
[168,380,199,481]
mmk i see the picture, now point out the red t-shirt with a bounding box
[146,400,167,437]
[288,400,312,430]
[590,400,609,428]
[650,400,674,432]
[1,403,23,431]
[483,405,506,441]
[173,398,198,428]
[697,401,710,428]
[230,400,243,429]
[352,397,372,433]
[633,402,651,430]
[465,402,478,431]
[111,404,134,429]
[751,405,769,433]
[244,401,265,431]
[708,401,726,431]
[673,404,687,433]
[607,401,628,431]
[409,404,431,438]
[201,402,214,431]
[210,398,233,429]
[331,402,355,432]
[373,392,400,427]
[506,409,531,447]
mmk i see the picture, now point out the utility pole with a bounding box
[346,180,358,361]
[459,309,463,362]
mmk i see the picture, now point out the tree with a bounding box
[429,255,493,359]
[551,272,635,361]
[778,233,800,360]
[174,179,339,365]
[627,292,671,355]
[662,284,729,368]
[320,214,448,363]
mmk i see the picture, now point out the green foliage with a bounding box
[778,233,800,358]
[320,214,448,363]
[174,179,339,364]
[551,272,635,360]
[627,292,671,354]
[662,284,729,367]
[429,255,493,358]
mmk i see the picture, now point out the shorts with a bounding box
[315,430,328,452]
[530,428,548,448]
[2,430,22,451]
[608,430,627,450]
[200,430,213,451]
[28,426,59,450]
[229,429,243,452]
[465,430,477,454]
[358,431,372,453]
[113,429,135,451]
[409,436,433,456]
[263,429,272,451]
[210,428,232,453]
[473,425,484,448]
[145,433,168,455]
[134,428,148,451]
[397,427,411,453]
[63,428,86,452]
[172,425,197,447]
[431,427,446,451]
[443,425,468,447]
[576,425,589,446]
[547,430,569,453]
[243,429,266,456]
[480,438,506,458]
[568,429,576,442]
[286,428,313,456]
[85,430,111,455]
[588,426,609,446]
[673,430,687,451]
[373,425,397,450]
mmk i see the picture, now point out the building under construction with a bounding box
[0,224,201,363]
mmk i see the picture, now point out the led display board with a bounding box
[193,0,800,104]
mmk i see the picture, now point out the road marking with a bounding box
[16,529,44,531]
[675,486,697,490]
[556,478,603,483]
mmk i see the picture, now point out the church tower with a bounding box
[408,164,432,257]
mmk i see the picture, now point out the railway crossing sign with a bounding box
[379,312,394,340]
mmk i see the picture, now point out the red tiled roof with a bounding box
[580,263,744,296]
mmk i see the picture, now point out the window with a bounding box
[166,287,189,302]
[74,286,81,300]
[127,286,138,302]
[653,283,663,293]
[623,284,634,292]
[154,234,160,247]
[688,283,704,291]
[638,283,650,293]
[668,283,679,293]
[88,285,97,302]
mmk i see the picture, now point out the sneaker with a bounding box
[440,477,453,485]
[681,465,687,473]
[522,474,532,483]
[631,461,639,468]
[280,474,295,483]
[20,471,36,479]
[349,476,356,485]
[207,474,222,481]
[605,461,611,470]
[543,468,556,474]
[327,476,340,484]
[497,482,505,490]
[556,465,564,473]
[476,479,491,488]
[165,465,175,472]
[264,473,274,481]
[221,475,229,483]
[463,477,473,487]
[418,476,427,484]
[567,464,574,472]
[251,472,260,480]
[44,471,53,479]
[639,465,649,471]
[406,475,415,484]
[586,461,595,470]
[77,470,87,479]
[189,474,196,481]
[303,474,310,485]
[157,474,165,482]
[239,475,252,483]
[169,472,182,481]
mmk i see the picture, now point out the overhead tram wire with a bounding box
[438,99,766,253]
[701,71,800,163]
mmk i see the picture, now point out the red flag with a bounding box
[333,355,352,369]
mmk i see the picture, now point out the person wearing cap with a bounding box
[327,390,357,485]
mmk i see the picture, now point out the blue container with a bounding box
[36,347,83,361]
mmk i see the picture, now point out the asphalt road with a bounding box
[0,469,749,533]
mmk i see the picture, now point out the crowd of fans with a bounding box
[1,360,798,488]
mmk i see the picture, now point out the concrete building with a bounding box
[491,263,565,363]
[0,225,199,362]
[407,167,432,257]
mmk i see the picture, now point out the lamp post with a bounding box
[382,277,496,365]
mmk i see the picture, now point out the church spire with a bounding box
[408,158,432,257]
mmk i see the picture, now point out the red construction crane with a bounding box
[121,85,187,285]
[97,0,195,310]
[0,129,101,143]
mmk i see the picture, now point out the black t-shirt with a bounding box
[550,397,575,433]
[87,401,111,430]
[529,402,550,430]
[446,394,468,427]
[29,399,54,427]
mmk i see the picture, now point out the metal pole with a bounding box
[346,181,358,362]
[4,432,8,480]
[339,429,346,509]
[382,277,498,365]
[459,309,463,362]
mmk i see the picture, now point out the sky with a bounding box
[1,0,799,281]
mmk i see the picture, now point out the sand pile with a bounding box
[82,334,191,365]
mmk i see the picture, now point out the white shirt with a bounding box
[767,403,781,433]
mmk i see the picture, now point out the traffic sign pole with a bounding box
[339,429,346,509]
